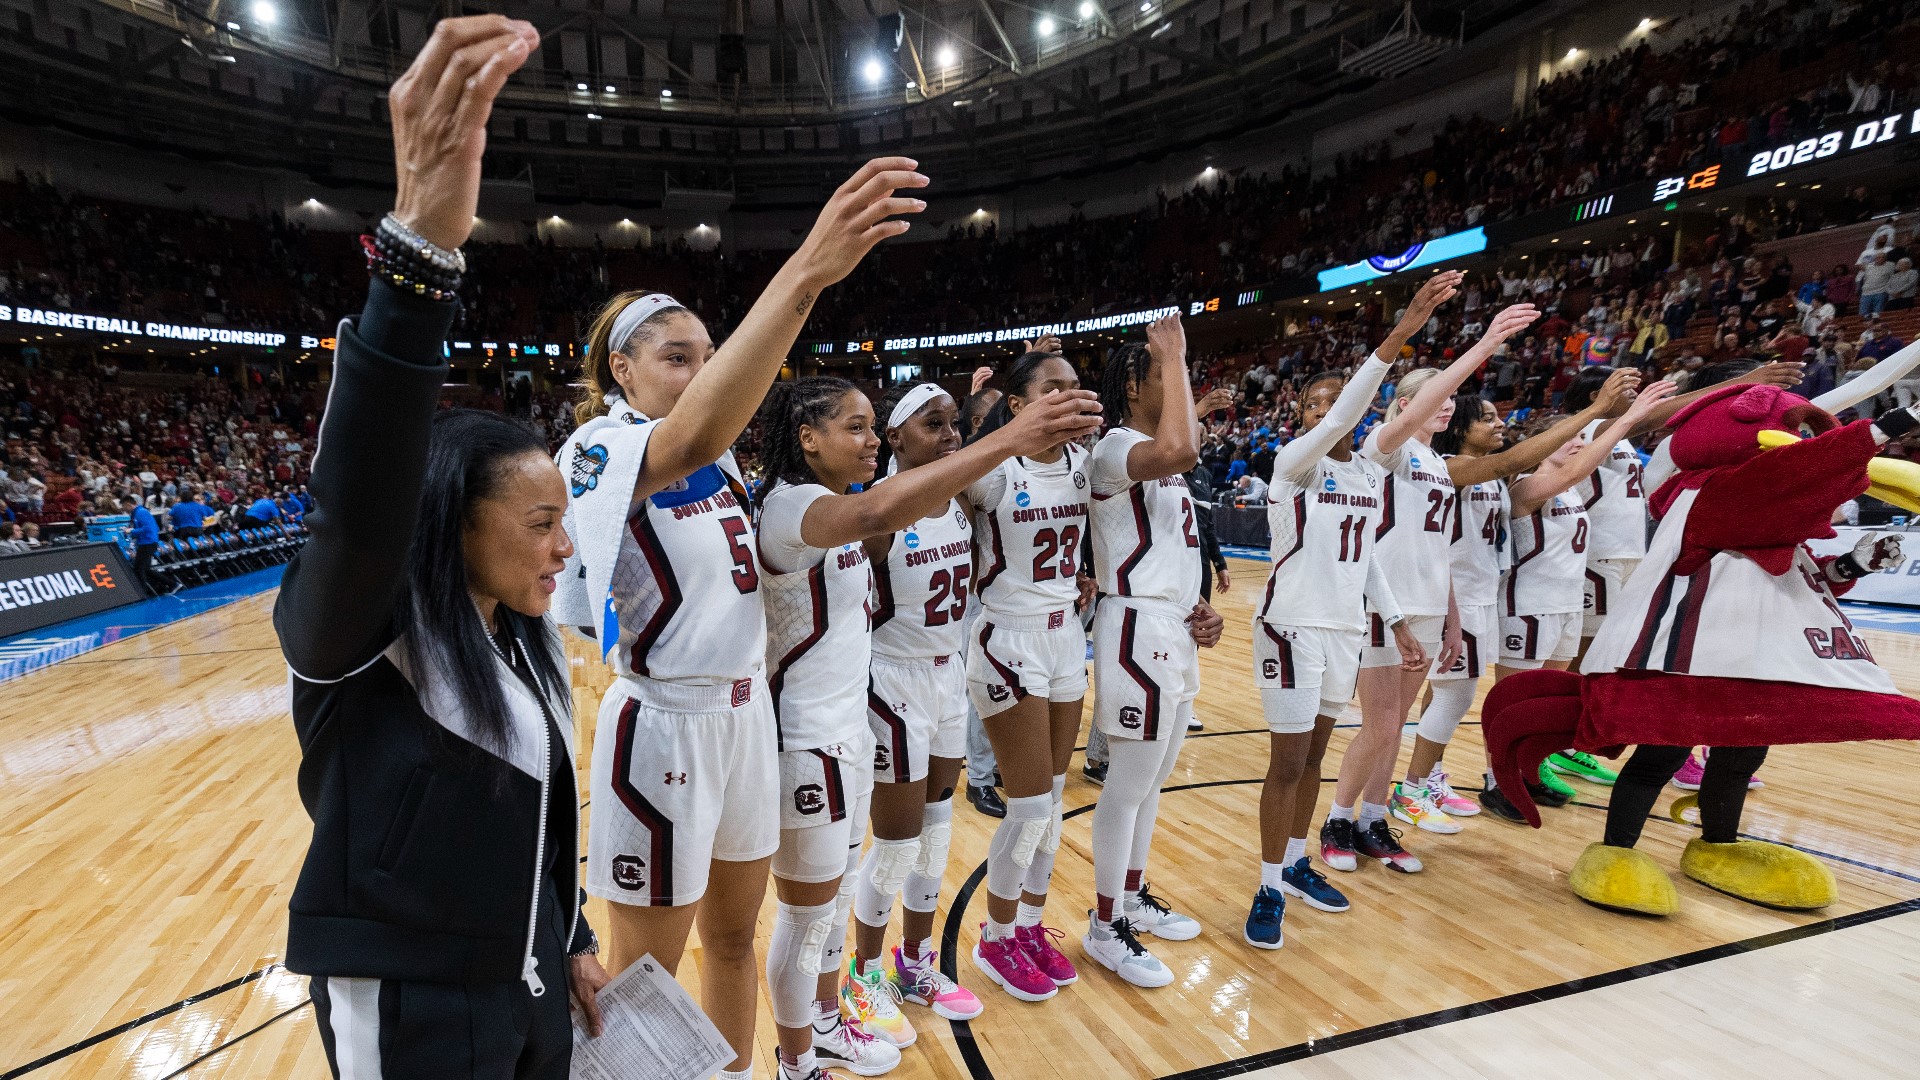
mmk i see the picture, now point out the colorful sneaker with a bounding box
[1548,750,1619,786]
[971,928,1057,1002]
[1013,923,1078,986]
[1747,770,1764,790]
[1281,857,1350,912]
[1355,819,1424,873]
[1243,886,1286,950]
[1319,817,1359,873]
[1537,762,1578,801]
[891,946,983,1021]
[812,1012,902,1076]
[1671,753,1705,791]
[1082,914,1172,987]
[842,961,916,1048]
[1390,780,1463,834]
[1124,883,1202,941]
[1428,766,1480,817]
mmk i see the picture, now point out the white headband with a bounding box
[606,293,684,356]
[887,383,949,431]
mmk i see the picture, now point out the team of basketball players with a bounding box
[546,155,1704,1079]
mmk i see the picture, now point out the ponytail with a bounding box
[752,376,859,508]
[576,290,691,426]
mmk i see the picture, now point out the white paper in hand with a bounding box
[570,953,734,1080]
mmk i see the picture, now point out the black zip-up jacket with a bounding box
[275,280,592,986]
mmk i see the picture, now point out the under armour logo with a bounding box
[664,772,688,785]
[1152,651,1169,661]
[1013,480,1029,492]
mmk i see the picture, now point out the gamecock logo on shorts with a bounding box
[795,784,826,815]
[1120,706,1143,729]
[610,854,648,891]
[873,743,892,772]
[986,684,1011,703]
[1505,634,1524,653]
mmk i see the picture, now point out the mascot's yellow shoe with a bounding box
[1680,838,1837,910]
[1569,843,1680,916]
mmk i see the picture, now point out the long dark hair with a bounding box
[1097,343,1153,430]
[1561,365,1614,414]
[396,409,568,775]
[1430,391,1486,456]
[974,351,1063,440]
[754,376,859,508]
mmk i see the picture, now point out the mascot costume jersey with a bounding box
[1483,383,1920,915]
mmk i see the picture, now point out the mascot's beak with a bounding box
[1758,429,1920,514]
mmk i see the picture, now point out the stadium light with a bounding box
[936,45,957,67]
[661,88,673,98]
[1637,17,1653,31]
[1565,47,1579,59]
[576,82,588,91]
[863,58,884,84]
[225,21,240,30]
[605,84,617,93]
[586,112,603,120]
[1140,2,1152,11]
[1038,15,1056,35]
[906,80,917,89]
[1079,1,1096,17]
[250,1,277,25]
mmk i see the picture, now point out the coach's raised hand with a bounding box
[389,16,539,252]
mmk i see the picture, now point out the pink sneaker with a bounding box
[1013,923,1079,986]
[893,946,984,1021]
[1428,767,1480,817]
[1672,753,1704,791]
[971,928,1057,1002]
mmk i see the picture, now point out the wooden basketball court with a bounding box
[5,556,1919,1079]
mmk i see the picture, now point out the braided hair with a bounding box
[1296,369,1346,429]
[753,376,859,508]
[1097,343,1153,431]
[975,351,1068,440]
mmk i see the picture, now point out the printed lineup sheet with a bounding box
[571,953,734,1080]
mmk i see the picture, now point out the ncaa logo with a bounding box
[904,531,920,550]
[1410,455,1421,468]
[1323,476,1336,493]
[1119,706,1143,729]
[610,854,648,891]
[1015,491,1032,508]
[794,785,826,815]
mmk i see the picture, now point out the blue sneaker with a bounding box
[1281,857,1351,913]
[1243,886,1285,950]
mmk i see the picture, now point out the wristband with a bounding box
[1830,554,1869,581]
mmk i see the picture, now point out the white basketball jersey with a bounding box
[970,445,1091,618]
[1583,488,1899,694]
[871,496,974,661]
[1448,470,1509,608]
[1089,427,1203,610]
[1362,433,1454,616]
[1576,419,1648,561]
[601,434,765,684]
[757,482,875,751]
[1258,454,1386,633]
[1503,489,1589,616]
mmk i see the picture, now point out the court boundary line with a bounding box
[937,777,1920,1080]
[0,966,279,1080]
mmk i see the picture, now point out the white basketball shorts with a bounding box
[1360,612,1446,670]
[1254,619,1363,732]
[1500,611,1582,668]
[966,608,1090,718]
[868,653,968,784]
[1431,603,1497,681]
[1092,600,1200,742]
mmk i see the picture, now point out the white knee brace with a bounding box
[987,793,1054,899]
[865,836,923,897]
[767,899,837,1027]
[1042,799,1064,856]
[913,819,951,879]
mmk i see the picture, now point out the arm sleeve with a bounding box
[756,483,831,575]
[1364,545,1403,624]
[1090,429,1144,496]
[273,279,456,681]
[1271,355,1394,484]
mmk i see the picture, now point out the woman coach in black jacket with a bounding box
[274,17,609,1077]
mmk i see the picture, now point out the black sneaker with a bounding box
[1527,775,1572,808]
[1354,819,1424,873]
[1083,759,1108,785]
[967,782,1007,818]
[1479,784,1527,823]
[1318,817,1358,872]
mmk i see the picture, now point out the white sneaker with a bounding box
[812,1015,902,1077]
[1124,884,1202,941]
[1187,715,1203,730]
[1082,913,1173,988]
[1389,781,1462,835]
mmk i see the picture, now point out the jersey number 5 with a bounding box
[720,516,759,593]
[1032,524,1083,581]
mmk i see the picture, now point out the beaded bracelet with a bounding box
[360,234,461,302]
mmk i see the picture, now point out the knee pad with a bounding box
[913,820,952,879]
[1041,801,1063,856]
[863,836,921,898]
[835,869,858,922]
[1004,793,1053,870]
[767,899,837,1027]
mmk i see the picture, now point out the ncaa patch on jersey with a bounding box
[1324,476,1337,492]
[904,531,920,550]
[1015,491,1033,508]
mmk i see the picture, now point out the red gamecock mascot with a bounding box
[1482,383,1920,914]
